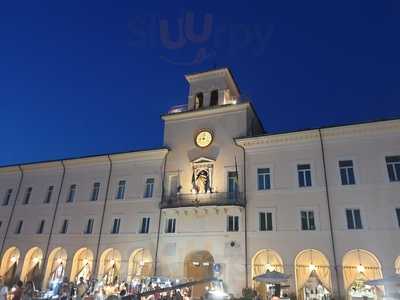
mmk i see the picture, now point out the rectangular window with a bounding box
[66,184,76,203]
[111,218,121,234]
[84,218,94,234]
[257,168,271,190]
[15,220,23,234]
[144,178,155,198]
[116,180,126,200]
[396,208,400,228]
[339,160,356,185]
[346,209,363,229]
[259,212,273,231]
[37,220,45,234]
[60,219,69,234]
[386,156,400,182]
[165,218,176,233]
[140,217,150,234]
[227,215,239,232]
[227,171,238,194]
[44,186,54,203]
[0,221,2,228]
[23,187,32,205]
[301,210,316,231]
[91,182,100,201]
[3,189,13,206]
[298,164,312,187]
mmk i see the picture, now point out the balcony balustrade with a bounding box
[160,192,245,209]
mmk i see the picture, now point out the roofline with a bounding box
[0,147,169,169]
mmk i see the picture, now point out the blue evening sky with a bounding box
[1,1,399,166]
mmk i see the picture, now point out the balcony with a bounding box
[160,192,245,209]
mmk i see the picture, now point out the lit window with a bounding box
[386,156,400,182]
[66,184,77,203]
[165,218,176,233]
[144,178,154,198]
[44,186,54,203]
[297,164,312,187]
[60,219,68,234]
[257,168,271,190]
[15,220,23,234]
[140,217,150,234]
[23,187,32,205]
[84,218,94,234]
[301,210,316,231]
[346,209,363,230]
[37,220,45,234]
[259,212,273,231]
[339,160,356,185]
[111,218,121,234]
[3,189,12,206]
[116,180,126,200]
[91,182,100,201]
[227,215,239,232]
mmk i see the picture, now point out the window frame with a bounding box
[84,218,94,234]
[44,185,54,204]
[116,180,127,200]
[37,220,45,234]
[15,220,23,234]
[23,187,32,205]
[111,217,121,234]
[227,215,240,232]
[345,208,363,230]
[385,155,400,182]
[258,209,275,232]
[139,216,151,234]
[338,160,356,185]
[297,163,313,188]
[143,177,155,198]
[3,188,13,206]
[90,182,101,202]
[257,166,272,191]
[165,218,176,234]
[60,219,69,234]
[66,184,77,203]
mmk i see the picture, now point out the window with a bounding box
[165,218,176,233]
[111,218,121,234]
[339,160,356,185]
[298,164,312,187]
[194,92,204,109]
[259,212,273,231]
[144,178,154,198]
[396,208,400,228]
[257,168,271,190]
[84,218,94,234]
[386,156,400,182]
[3,189,12,206]
[227,215,239,232]
[66,184,76,203]
[140,217,150,234]
[346,209,363,230]
[15,220,23,234]
[116,180,126,200]
[44,186,54,203]
[91,182,100,201]
[0,221,2,228]
[37,220,45,234]
[23,187,32,205]
[301,210,316,231]
[210,90,219,106]
[227,171,238,196]
[60,219,69,234]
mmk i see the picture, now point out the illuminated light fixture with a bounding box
[191,188,197,194]
[308,264,317,272]
[32,257,40,264]
[266,264,274,271]
[82,258,89,265]
[231,99,237,105]
[192,261,200,266]
[57,257,63,264]
[357,265,365,273]
[139,261,145,266]
[202,262,210,266]
[10,256,17,263]
[110,258,115,265]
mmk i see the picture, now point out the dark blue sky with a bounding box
[1,1,399,166]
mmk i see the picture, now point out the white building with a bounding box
[0,68,399,299]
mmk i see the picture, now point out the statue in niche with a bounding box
[194,169,210,193]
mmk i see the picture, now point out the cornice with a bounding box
[110,149,168,163]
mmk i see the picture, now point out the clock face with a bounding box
[195,130,213,148]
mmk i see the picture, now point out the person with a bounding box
[23,281,35,300]
[12,281,23,300]
[59,277,70,300]
[76,277,88,300]
[0,278,8,300]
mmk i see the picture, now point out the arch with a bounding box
[20,247,43,284]
[184,251,214,299]
[251,249,284,299]
[342,249,383,299]
[194,93,204,110]
[395,256,400,274]
[210,90,219,106]
[295,249,331,300]
[43,247,67,288]
[0,247,20,286]
[70,248,94,283]
[98,248,121,286]
[127,248,152,282]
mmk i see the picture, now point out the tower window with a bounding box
[210,90,219,106]
[194,93,204,110]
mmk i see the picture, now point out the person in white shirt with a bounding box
[0,277,8,300]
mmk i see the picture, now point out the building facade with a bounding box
[0,68,400,299]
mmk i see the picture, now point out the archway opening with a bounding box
[184,251,214,299]
[252,249,284,300]
[70,248,94,283]
[43,247,67,289]
[0,247,20,286]
[295,249,331,300]
[21,247,43,286]
[342,249,383,300]
[127,248,152,282]
[98,248,121,287]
